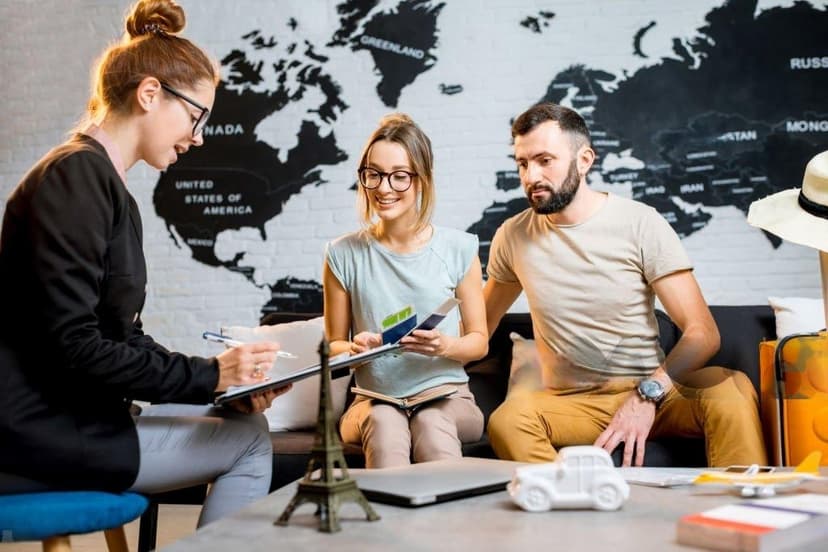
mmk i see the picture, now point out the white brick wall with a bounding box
[1,0,824,355]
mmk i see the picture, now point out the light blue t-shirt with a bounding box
[326,225,477,397]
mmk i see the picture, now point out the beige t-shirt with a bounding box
[487,193,692,389]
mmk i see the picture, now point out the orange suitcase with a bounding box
[759,333,828,466]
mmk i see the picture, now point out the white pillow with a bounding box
[768,296,826,339]
[221,317,351,431]
[506,332,543,396]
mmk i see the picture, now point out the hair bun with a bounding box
[379,112,415,127]
[125,0,186,39]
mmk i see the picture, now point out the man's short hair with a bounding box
[511,103,591,151]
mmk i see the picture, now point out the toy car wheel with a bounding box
[593,483,624,511]
[521,485,552,512]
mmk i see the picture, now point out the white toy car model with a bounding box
[508,446,630,512]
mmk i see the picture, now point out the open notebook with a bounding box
[347,457,524,507]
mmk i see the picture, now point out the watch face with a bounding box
[639,379,663,399]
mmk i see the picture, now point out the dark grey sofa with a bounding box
[267,305,776,486]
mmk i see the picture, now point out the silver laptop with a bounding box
[347,457,524,507]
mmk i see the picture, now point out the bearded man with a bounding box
[483,102,766,467]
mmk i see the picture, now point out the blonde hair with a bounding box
[357,113,435,235]
[84,0,219,124]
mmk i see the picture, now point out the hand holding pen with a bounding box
[203,331,296,391]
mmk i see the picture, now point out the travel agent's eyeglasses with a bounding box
[160,82,210,138]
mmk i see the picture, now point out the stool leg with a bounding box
[104,527,129,552]
[42,535,72,552]
[137,501,158,552]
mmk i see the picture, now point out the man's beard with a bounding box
[527,160,580,215]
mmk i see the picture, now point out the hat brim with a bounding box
[748,188,828,253]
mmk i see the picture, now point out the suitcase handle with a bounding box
[773,331,821,465]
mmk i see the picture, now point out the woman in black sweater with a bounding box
[0,0,290,526]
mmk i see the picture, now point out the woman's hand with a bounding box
[351,331,382,354]
[399,329,456,357]
[214,342,284,392]
[225,384,293,414]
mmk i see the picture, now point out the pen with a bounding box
[202,331,298,359]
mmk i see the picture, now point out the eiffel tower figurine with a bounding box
[276,337,380,532]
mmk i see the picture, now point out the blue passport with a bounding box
[381,297,461,345]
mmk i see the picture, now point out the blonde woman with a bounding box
[323,113,487,468]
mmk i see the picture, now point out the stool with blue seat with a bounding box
[0,490,148,552]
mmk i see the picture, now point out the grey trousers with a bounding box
[130,404,272,526]
[339,383,484,468]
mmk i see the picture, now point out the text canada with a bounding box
[202,123,244,136]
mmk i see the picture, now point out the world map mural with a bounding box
[152,0,828,317]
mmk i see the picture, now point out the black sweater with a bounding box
[0,135,218,491]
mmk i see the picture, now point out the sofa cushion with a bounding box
[270,431,363,455]
[768,296,825,338]
[223,316,351,431]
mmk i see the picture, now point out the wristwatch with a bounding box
[637,378,666,406]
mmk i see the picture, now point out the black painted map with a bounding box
[152,0,828,315]
[153,27,348,312]
[332,0,445,107]
[470,0,828,274]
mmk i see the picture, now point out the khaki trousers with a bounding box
[340,383,484,468]
[487,366,767,467]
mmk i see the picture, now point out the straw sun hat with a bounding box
[748,150,828,253]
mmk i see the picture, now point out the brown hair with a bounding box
[511,102,591,152]
[357,113,435,235]
[85,0,219,122]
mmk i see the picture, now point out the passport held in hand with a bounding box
[381,297,461,345]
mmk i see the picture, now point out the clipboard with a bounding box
[214,343,401,405]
